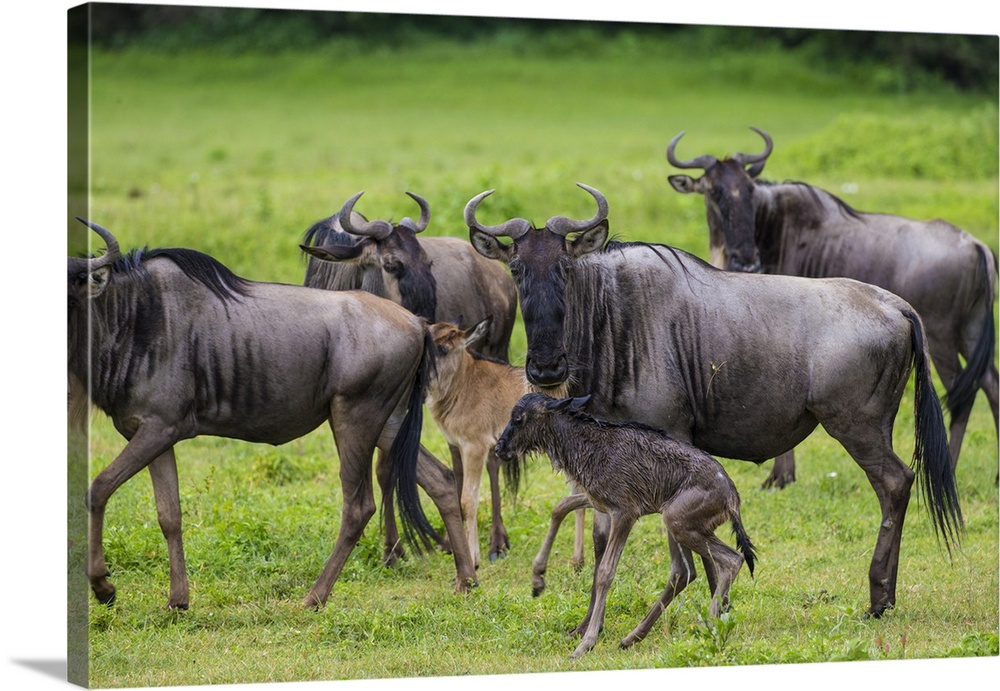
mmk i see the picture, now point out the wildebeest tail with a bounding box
[729,506,757,577]
[943,244,996,426]
[388,329,441,554]
[906,308,964,553]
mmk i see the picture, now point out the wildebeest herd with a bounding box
[68,128,994,658]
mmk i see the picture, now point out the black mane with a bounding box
[558,399,677,440]
[759,178,863,221]
[116,246,252,302]
[302,216,351,250]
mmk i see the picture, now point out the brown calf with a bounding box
[426,319,531,567]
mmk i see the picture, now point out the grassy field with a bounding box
[74,30,998,688]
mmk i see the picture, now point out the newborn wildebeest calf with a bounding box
[495,393,757,659]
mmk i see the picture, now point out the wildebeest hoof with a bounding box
[570,640,595,659]
[167,602,189,611]
[489,550,506,563]
[455,577,479,594]
[91,580,116,606]
[302,594,325,611]
[864,603,893,620]
[382,552,403,568]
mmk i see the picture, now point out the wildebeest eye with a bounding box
[382,256,404,276]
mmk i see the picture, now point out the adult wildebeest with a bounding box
[68,218,477,611]
[466,182,962,619]
[301,191,518,563]
[667,127,998,488]
[496,393,756,659]
[301,191,517,360]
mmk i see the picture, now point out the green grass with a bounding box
[76,33,998,688]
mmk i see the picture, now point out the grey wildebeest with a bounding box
[425,319,533,568]
[301,191,518,563]
[495,393,757,659]
[68,218,477,611]
[466,182,963,619]
[667,127,998,488]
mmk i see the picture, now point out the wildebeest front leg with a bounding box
[571,481,587,570]
[485,449,510,563]
[531,492,591,597]
[456,442,489,569]
[620,532,697,649]
[571,511,636,659]
[87,425,176,606]
[571,508,611,636]
[147,448,189,609]
[415,446,479,592]
[761,450,796,489]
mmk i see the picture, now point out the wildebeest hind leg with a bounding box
[620,531,696,649]
[374,450,405,567]
[823,420,913,617]
[931,350,968,469]
[761,450,796,490]
[147,448,189,609]
[303,417,380,609]
[415,446,479,592]
[983,364,1000,484]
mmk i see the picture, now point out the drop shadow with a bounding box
[11,659,67,681]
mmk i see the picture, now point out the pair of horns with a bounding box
[339,191,431,239]
[464,182,609,239]
[667,126,773,171]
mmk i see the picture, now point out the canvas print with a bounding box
[67,2,998,688]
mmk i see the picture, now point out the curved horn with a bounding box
[464,189,532,240]
[545,183,609,237]
[338,191,393,239]
[666,131,718,170]
[399,191,431,233]
[732,126,773,167]
[75,217,120,270]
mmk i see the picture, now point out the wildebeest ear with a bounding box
[88,266,112,298]
[300,239,370,263]
[568,221,608,259]
[464,316,493,349]
[547,394,591,412]
[469,228,514,264]
[667,174,701,194]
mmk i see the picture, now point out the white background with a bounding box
[2,1,997,690]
